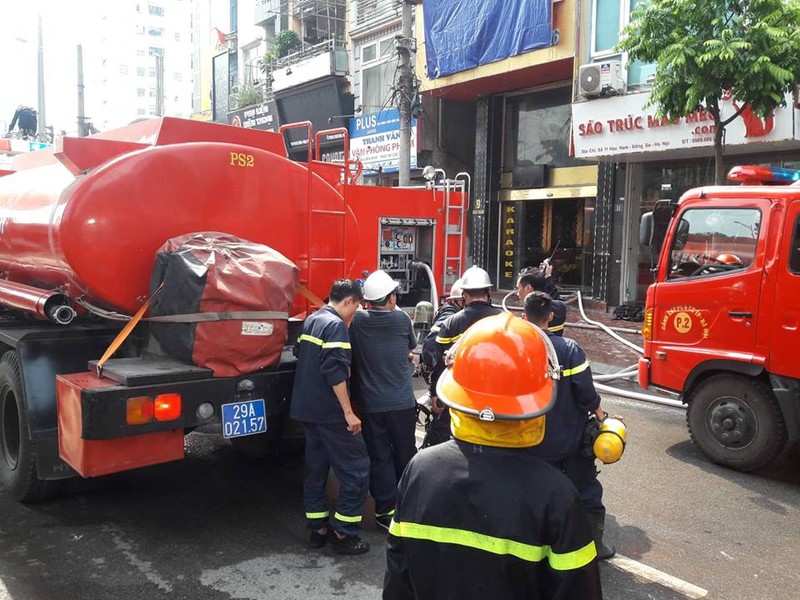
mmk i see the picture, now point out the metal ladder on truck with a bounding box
[278,122,350,310]
[440,172,471,294]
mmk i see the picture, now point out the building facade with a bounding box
[571,0,800,306]
[86,0,195,130]
[415,0,592,291]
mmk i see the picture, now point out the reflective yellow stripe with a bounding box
[322,341,351,350]
[306,511,329,519]
[376,509,396,518]
[562,360,590,377]
[389,521,596,571]
[334,512,362,523]
[548,323,565,332]
[435,333,462,344]
[298,334,351,350]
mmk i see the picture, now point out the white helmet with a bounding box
[459,266,493,291]
[447,277,464,300]
[363,269,400,301]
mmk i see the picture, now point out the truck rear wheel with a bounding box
[686,374,787,472]
[0,351,58,502]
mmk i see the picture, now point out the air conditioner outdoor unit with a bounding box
[578,61,625,99]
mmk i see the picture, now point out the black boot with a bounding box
[588,513,615,560]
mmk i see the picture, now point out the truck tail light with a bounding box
[127,396,154,425]
[154,393,182,421]
[641,308,654,341]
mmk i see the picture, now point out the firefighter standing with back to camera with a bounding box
[425,266,502,444]
[418,277,464,447]
[384,312,602,599]
[290,279,371,555]
[524,291,620,560]
[349,270,418,531]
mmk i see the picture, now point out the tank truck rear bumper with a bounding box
[56,355,298,478]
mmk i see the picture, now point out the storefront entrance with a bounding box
[498,196,594,290]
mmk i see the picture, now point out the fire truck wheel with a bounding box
[686,374,787,472]
[0,351,59,502]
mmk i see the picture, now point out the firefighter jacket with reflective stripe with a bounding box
[290,306,352,424]
[547,299,567,336]
[384,440,602,600]
[530,333,601,461]
[427,301,502,395]
[421,303,460,371]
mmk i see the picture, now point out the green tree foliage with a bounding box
[259,30,302,73]
[618,0,800,183]
[233,81,264,109]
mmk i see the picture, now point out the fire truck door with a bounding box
[651,201,767,386]
[769,200,800,379]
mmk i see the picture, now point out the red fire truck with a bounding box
[0,117,467,501]
[638,165,800,471]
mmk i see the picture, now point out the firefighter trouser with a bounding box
[302,422,370,537]
[549,452,605,519]
[361,407,417,516]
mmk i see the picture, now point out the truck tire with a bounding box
[686,374,787,472]
[0,351,58,502]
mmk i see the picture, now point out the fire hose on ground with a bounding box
[501,290,684,409]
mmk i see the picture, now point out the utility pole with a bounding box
[36,14,47,143]
[155,54,165,116]
[396,0,416,187]
[77,44,87,136]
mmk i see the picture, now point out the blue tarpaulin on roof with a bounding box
[422,0,554,79]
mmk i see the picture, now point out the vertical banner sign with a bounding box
[500,202,518,288]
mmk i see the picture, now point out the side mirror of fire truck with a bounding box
[639,212,654,248]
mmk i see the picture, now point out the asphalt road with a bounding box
[0,391,798,600]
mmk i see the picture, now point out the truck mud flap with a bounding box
[57,372,184,478]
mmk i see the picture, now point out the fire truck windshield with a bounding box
[668,207,761,279]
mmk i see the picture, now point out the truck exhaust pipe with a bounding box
[0,280,76,325]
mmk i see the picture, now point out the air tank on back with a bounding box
[0,118,359,317]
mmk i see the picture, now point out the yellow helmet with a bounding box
[593,418,627,464]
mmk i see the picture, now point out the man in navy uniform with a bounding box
[290,279,370,555]
[384,313,602,599]
[524,291,615,559]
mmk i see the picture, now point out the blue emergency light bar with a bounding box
[727,165,800,184]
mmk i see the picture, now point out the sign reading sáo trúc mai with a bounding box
[571,91,797,159]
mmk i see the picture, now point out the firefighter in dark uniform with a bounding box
[524,291,615,560]
[418,278,463,447]
[517,266,567,336]
[424,266,501,446]
[384,313,602,600]
[290,279,370,555]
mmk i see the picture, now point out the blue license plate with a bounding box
[221,399,267,439]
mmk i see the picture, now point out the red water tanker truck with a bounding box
[0,117,467,501]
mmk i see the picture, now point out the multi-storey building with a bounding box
[86,0,195,130]
[202,0,352,161]
[414,0,592,292]
[572,0,800,306]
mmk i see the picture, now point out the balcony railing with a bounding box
[255,38,349,98]
[355,0,400,29]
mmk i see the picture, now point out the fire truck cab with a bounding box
[638,165,800,471]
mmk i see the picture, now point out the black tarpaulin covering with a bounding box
[149,232,299,376]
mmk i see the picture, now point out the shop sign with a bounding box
[228,102,279,131]
[500,203,518,288]
[349,109,417,173]
[572,91,797,159]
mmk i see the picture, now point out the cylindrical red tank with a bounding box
[0,138,358,315]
